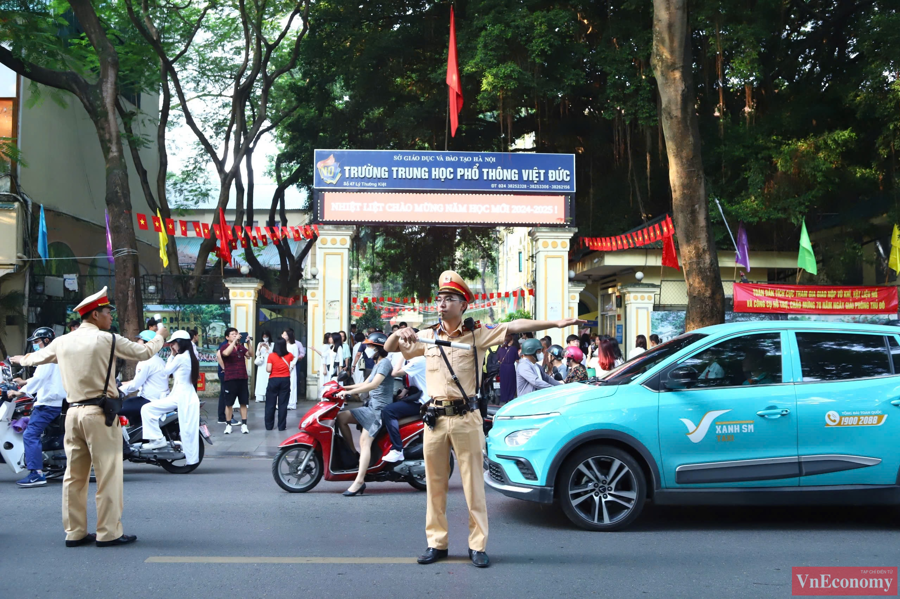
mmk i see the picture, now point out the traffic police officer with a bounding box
[385,271,583,568]
[11,287,167,547]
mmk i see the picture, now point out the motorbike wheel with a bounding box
[407,451,455,492]
[273,445,323,493]
[158,438,204,474]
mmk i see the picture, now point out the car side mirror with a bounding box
[666,366,698,389]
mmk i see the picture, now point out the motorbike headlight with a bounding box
[505,428,539,447]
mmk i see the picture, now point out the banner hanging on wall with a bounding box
[733,283,899,315]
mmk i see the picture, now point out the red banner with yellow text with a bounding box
[733,283,898,315]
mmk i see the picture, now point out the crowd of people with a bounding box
[492,330,661,405]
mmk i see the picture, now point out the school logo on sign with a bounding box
[316,154,342,185]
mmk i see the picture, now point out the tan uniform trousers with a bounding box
[63,405,124,542]
[423,409,488,552]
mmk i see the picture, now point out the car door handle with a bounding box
[891,399,900,407]
[757,408,790,418]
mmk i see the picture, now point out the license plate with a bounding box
[200,424,210,437]
[492,382,500,390]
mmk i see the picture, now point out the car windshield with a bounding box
[594,333,708,386]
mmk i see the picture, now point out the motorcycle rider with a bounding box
[546,344,567,381]
[335,332,394,496]
[9,327,66,488]
[563,346,589,383]
[139,331,201,465]
[118,330,169,422]
[516,338,561,397]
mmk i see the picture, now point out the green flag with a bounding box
[797,218,817,275]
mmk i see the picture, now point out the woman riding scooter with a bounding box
[139,331,201,465]
[335,332,393,496]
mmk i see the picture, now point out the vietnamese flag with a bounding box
[151,214,162,232]
[137,213,148,230]
[165,218,176,236]
[192,222,202,237]
[217,207,232,266]
[662,232,680,270]
[446,6,463,137]
[179,220,188,237]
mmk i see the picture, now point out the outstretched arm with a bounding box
[505,318,586,335]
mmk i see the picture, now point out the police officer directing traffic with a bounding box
[385,270,583,568]
[10,287,167,547]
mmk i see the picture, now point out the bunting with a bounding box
[578,215,677,253]
[134,213,318,241]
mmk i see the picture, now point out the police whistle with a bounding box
[419,337,472,351]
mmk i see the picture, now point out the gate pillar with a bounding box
[529,227,577,345]
[306,225,356,399]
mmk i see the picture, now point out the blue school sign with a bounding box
[314,149,576,194]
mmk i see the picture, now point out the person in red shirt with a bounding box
[265,339,295,431]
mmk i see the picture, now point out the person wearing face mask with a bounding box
[546,344,567,381]
[254,331,273,403]
[335,333,393,495]
[8,328,66,487]
[516,338,561,397]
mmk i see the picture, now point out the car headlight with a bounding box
[505,428,539,447]
[494,411,560,421]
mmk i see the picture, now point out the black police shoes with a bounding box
[468,548,490,568]
[96,534,137,547]
[417,547,448,564]
[65,533,96,547]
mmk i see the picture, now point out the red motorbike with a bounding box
[272,378,454,493]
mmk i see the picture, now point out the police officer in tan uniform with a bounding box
[11,287,167,547]
[385,271,583,567]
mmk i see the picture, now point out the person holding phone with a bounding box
[219,327,250,434]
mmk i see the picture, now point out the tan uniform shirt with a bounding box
[401,321,509,401]
[20,322,166,402]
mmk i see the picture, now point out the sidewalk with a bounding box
[200,398,318,458]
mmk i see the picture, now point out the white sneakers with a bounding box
[383,449,405,463]
[224,424,232,434]
[142,438,167,450]
[241,424,249,434]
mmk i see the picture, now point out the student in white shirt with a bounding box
[381,356,430,463]
[118,330,169,422]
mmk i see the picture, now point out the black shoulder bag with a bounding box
[101,334,123,426]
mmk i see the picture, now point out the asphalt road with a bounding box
[2,447,900,599]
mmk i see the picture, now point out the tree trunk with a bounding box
[69,0,144,350]
[651,0,724,330]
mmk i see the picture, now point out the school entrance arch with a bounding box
[297,149,580,400]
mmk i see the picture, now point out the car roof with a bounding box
[691,320,900,337]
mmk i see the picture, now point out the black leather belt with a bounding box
[432,400,472,417]
[70,398,105,406]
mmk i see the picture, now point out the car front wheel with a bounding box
[558,445,646,531]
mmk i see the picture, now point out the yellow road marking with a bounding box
[146,556,471,564]
[715,420,754,425]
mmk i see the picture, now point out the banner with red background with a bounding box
[733,283,898,315]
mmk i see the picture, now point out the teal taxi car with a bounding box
[485,321,900,531]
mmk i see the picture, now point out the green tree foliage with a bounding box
[278,0,899,285]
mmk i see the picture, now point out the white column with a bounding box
[567,281,585,342]
[306,225,355,399]
[621,285,656,358]
[224,278,264,386]
[529,227,576,346]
